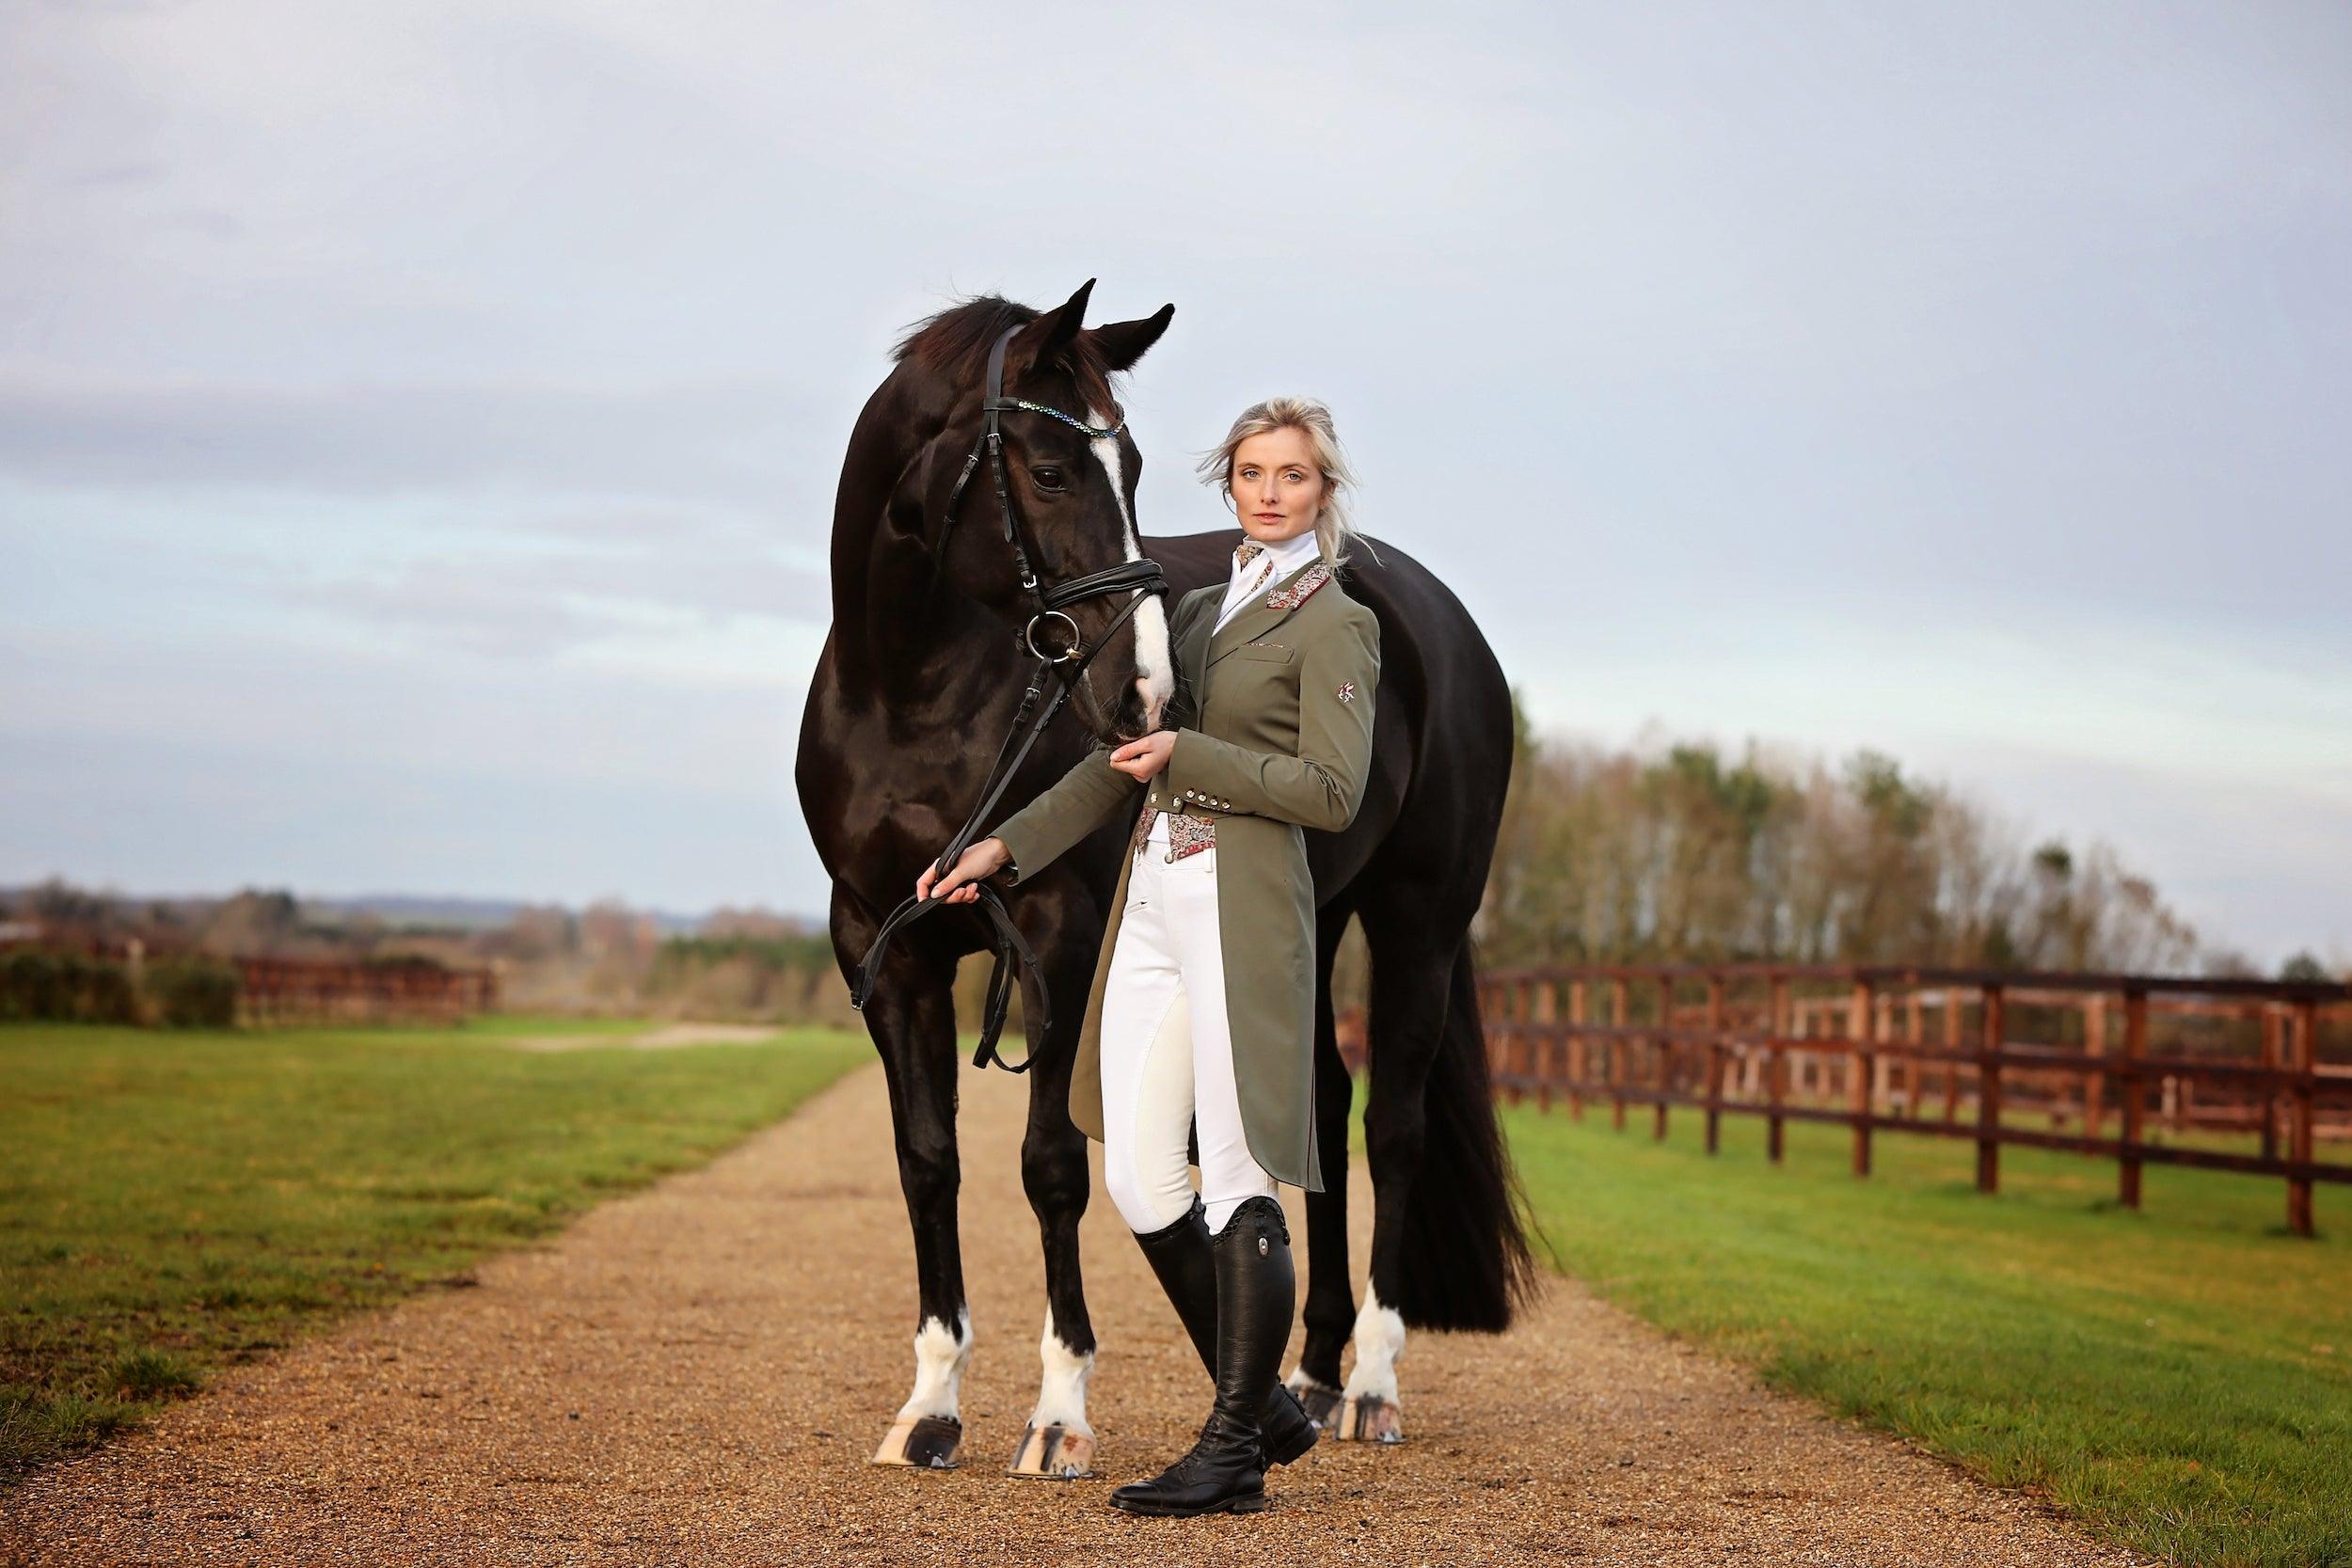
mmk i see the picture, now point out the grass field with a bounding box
[1500,1096,2352,1568]
[0,1015,872,1484]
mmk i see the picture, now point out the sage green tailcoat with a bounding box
[990,552,1382,1194]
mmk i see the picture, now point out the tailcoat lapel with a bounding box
[1201,552,1325,675]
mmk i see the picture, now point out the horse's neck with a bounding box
[824,538,1021,730]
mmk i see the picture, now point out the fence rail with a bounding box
[1475,963,2352,1237]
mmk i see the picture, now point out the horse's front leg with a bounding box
[841,894,974,1470]
[1006,904,1104,1479]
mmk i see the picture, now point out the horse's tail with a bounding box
[1388,935,1549,1333]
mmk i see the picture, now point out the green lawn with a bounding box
[0,1016,872,1484]
[1500,1097,2352,1568]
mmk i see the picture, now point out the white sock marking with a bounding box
[1342,1280,1407,1404]
[1027,1303,1095,1434]
[896,1306,972,1421]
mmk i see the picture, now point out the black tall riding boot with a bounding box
[1127,1195,1317,1468]
[1110,1195,1295,1517]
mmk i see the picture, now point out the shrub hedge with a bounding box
[0,949,240,1028]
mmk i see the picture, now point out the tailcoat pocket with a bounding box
[1229,641,1296,664]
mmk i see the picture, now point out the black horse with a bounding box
[796,279,1538,1477]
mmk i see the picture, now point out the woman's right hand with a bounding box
[916,837,1011,905]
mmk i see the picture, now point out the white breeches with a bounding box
[1097,842,1279,1237]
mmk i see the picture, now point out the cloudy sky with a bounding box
[3,1,2345,964]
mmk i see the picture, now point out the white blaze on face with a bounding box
[1027,1303,1095,1434]
[896,1306,973,1421]
[1341,1281,1407,1404]
[1089,406,1176,729]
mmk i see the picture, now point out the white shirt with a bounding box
[1148,527,1325,845]
[1213,525,1324,634]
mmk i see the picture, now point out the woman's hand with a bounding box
[1108,730,1176,783]
[916,837,1011,905]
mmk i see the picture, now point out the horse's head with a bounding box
[890,280,1177,743]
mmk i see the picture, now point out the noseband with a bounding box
[850,324,1170,1073]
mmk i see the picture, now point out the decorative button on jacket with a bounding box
[989,546,1383,1194]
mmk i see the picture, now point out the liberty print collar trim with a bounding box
[1266,561,1333,610]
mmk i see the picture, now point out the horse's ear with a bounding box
[1009,277,1096,378]
[1089,303,1175,372]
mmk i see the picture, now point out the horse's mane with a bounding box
[891,294,1121,418]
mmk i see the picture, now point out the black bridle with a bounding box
[850,324,1169,1072]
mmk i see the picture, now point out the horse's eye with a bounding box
[1030,467,1067,494]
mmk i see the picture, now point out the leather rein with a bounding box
[849,324,1169,1073]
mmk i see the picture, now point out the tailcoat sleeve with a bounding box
[1160,599,1381,833]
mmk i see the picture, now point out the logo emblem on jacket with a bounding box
[1335,680,1357,703]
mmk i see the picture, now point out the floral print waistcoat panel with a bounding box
[1130,798,1218,863]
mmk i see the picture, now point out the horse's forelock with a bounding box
[891,295,1122,422]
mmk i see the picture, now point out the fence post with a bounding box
[1851,978,1876,1178]
[1767,975,1788,1165]
[1534,978,1557,1114]
[1705,975,1727,1155]
[1977,983,2004,1195]
[1569,978,1589,1121]
[2260,1005,2281,1163]
[1515,982,1534,1104]
[2084,993,2107,1139]
[2290,999,2317,1238]
[2120,989,2147,1211]
[1655,975,1675,1141]
[1876,990,1895,1108]
[1610,976,1629,1132]
[1902,989,1923,1118]
[1943,986,1963,1122]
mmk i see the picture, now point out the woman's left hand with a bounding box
[1108,730,1176,783]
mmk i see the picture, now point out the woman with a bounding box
[918,396,1382,1517]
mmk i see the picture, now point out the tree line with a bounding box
[1471,694,2301,978]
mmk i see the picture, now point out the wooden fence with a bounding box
[235,956,498,1027]
[1476,964,2352,1237]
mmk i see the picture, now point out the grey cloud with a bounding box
[285,539,827,659]
[0,370,823,507]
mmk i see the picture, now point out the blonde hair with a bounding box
[1194,395,1379,570]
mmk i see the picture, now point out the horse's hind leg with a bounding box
[1327,884,1468,1445]
[1005,940,1101,1479]
[1286,915,1359,1429]
[837,891,974,1470]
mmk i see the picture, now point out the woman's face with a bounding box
[1230,426,1327,546]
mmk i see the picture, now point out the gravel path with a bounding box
[2,1056,2145,1566]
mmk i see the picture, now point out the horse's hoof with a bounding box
[872,1413,962,1468]
[1004,1420,1095,1479]
[1284,1369,1343,1430]
[1331,1393,1405,1443]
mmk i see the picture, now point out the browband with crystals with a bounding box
[993,398,1124,440]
